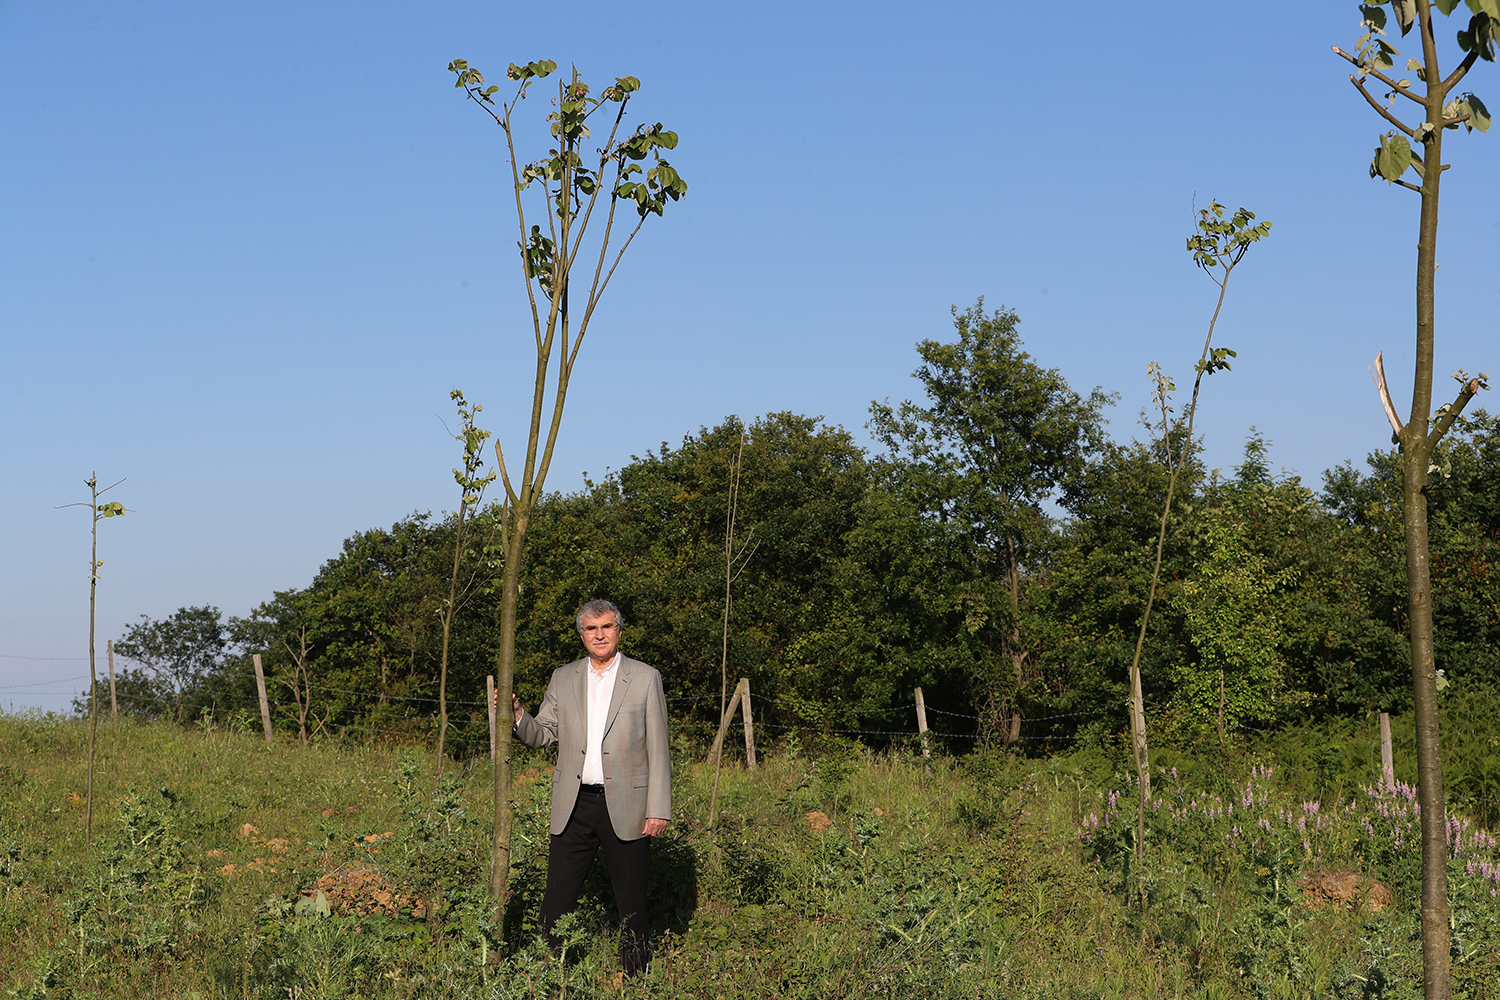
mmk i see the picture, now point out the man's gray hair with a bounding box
[576,599,624,633]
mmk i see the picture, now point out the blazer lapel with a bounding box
[569,659,588,730]
[602,657,634,736]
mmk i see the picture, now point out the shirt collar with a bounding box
[589,652,620,678]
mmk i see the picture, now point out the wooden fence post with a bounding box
[252,653,273,743]
[1379,712,1394,782]
[914,686,931,759]
[707,679,747,767]
[739,678,756,769]
[487,675,497,761]
[107,639,118,721]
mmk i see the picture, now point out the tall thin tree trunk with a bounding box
[436,503,469,774]
[1004,535,1025,744]
[1125,202,1261,891]
[1408,39,1450,989]
[488,514,527,937]
[709,431,745,830]
[285,629,311,746]
[85,485,99,847]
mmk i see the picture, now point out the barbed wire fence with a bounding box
[17,661,1122,752]
[13,657,1500,818]
[12,672,1500,826]
[0,669,1399,756]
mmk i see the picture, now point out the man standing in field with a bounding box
[511,599,671,975]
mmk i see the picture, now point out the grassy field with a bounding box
[3,712,1500,999]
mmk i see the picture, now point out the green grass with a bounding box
[3,713,1500,998]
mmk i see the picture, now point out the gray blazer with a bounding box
[514,655,672,842]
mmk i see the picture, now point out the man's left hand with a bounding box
[642,818,669,837]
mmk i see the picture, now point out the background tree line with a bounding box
[82,301,1500,761]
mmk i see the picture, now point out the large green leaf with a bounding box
[1371,133,1413,181]
[1474,11,1500,59]
[1436,0,1463,12]
[1463,92,1493,130]
[1392,0,1417,34]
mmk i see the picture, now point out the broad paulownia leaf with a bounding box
[1392,0,1417,34]
[1371,133,1413,181]
[1460,92,1493,129]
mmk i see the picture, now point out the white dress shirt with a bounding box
[579,652,619,786]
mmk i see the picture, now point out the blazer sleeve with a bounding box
[644,667,672,820]
[514,671,561,750]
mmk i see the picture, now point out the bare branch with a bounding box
[577,157,630,359]
[528,360,571,509]
[569,214,648,373]
[1332,45,1428,104]
[460,79,506,125]
[493,439,519,505]
[1428,376,1489,451]
[1352,75,1417,135]
[497,88,545,358]
[568,95,632,266]
[729,538,761,584]
[1441,47,1481,93]
[1393,177,1424,193]
[1372,351,1405,435]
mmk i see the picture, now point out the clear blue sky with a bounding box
[3,1,1497,711]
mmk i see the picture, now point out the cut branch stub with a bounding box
[1372,351,1405,438]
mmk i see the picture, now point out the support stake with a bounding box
[914,687,931,759]
[252,653,273,744]
[707,678,748,767]
[1380,712,1395,783]
[740,678,756,770]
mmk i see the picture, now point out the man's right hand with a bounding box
[494,689,525,724]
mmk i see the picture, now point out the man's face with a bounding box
[579,612,622,664]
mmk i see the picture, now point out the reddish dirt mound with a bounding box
[805,810,833,834]
[302,868,427,918]
[1298,870,1394,912]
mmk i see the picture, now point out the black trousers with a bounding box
[537,786,651,974]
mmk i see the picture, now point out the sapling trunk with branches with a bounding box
[281,626,314,745]
[55,474,126,846]
[708,424,758,829]
[1333,3,1494,994]
[1127,203,1270,874]
[447,57,687,931]
[434,389,499,774]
